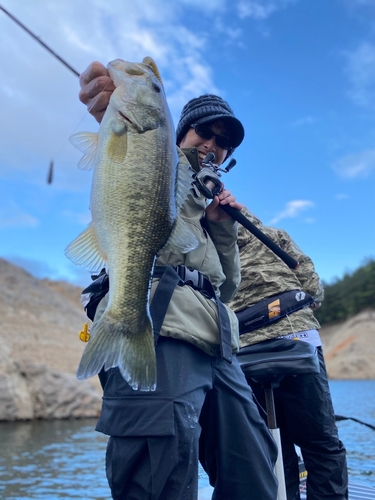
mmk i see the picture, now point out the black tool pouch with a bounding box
[80,270,109,321]
[236,289,315,335]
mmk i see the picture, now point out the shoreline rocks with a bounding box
[0,358,101,420]
[0,258,101,421]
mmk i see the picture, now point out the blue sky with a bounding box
[1,0,374,287]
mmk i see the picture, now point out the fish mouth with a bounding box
[118,111,145,133]
[119,111,132,124]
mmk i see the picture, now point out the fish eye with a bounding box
[152,82,161,93]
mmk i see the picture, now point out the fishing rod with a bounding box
[194,153,300,269]
[1,5,81,184]
[0,5,80,77]
[335,414,375,431]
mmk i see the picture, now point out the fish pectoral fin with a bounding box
[76,314,157,392]
[69,132,99,171]
[65,223,106,273]
[107,132,127,164]
[160,216,198,254]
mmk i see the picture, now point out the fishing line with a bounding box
[47,77,114,184]
[0,5,111,184]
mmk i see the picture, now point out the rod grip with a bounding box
[220,205,299,270]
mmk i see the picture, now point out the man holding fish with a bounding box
[74,57,278,499]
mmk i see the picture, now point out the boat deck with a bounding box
[198,480,375,499]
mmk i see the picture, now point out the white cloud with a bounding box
[343,0,375,9]
[344,42,375,108]
[290,116,316,127]
[61,210,91,226]
[179,0,226,11]
[237,0,297,19]
[269,200,314,224]
[6,255,56,279]
[0,203,40,228]
[303,217,315,224]
[5,254,91,286]
[0,0,224,183]
[335,193,350,200]
[332,149,375,178]
[212,18,243,42]
[62,26,95,55]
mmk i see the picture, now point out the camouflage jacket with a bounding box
[227,207,324,347]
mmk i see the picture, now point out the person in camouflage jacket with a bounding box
[228,207,348,500]
[229,207,324,348]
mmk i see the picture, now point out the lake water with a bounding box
[0,380,374,499]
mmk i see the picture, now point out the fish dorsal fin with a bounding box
[65,223,106,273]
[70,132,99,171]
[142,56,164,91]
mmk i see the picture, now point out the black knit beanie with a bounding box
[176,94,245,149]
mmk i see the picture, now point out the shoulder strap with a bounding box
[150,265,182,345]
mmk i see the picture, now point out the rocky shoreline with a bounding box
[0,258,102,421]
[1,258,374,421]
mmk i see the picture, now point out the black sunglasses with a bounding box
[190,124,232,151]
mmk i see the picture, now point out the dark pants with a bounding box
[248,347,348,500]
[96,337,278,500]
[198,361,279,499]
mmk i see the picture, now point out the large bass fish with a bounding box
[66,57,195,391]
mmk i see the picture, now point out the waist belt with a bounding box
[82,265,232,363]
[236,289,315,335]
[152,265,232,363]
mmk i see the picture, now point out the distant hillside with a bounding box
[319,308,375,379]
[315,258,375,325]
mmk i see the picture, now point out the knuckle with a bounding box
[78,88,88,104]
[92,61,105,72]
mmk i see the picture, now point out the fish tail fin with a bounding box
[76,313,157,391]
